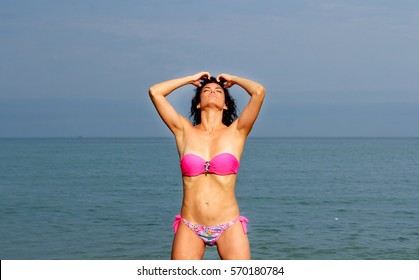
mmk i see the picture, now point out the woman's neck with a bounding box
[198,109,225,134]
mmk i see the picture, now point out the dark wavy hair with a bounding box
[189,76,238,126]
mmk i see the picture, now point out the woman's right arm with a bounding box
[148,72,210,135]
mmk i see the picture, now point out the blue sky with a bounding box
[1,0,418,137]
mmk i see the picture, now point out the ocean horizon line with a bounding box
[1,136,418,140]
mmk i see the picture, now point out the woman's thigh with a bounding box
[216,222,250,260]
[171,222,206,260]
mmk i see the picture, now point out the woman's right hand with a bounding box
[190,72,211,87]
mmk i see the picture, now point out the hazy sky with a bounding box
[1,0,418,137]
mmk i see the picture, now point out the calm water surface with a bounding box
[0,138,418,259]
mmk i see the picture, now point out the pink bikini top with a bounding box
[180,153,240,177]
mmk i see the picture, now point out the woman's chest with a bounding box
[182,129,237,157]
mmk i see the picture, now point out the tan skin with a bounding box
[149,72,265,259]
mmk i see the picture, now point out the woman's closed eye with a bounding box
[203,88,223,93]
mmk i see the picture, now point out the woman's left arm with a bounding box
[217,74,266,136]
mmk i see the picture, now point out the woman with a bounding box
[149,72,265,259]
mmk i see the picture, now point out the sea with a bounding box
[0,137,418,260]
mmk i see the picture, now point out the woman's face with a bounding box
[199,83,226,109]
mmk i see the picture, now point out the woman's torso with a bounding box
[176,122,246,226]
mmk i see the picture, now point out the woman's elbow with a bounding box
[256,85,266,98]
[148,86,158,99]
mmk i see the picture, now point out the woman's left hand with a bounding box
[217,73,236,88]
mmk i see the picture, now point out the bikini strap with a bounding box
[238,216,249,234]
[172,214,182,234]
